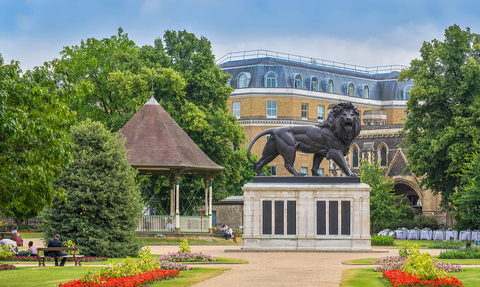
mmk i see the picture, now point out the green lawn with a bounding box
[341,267,480,287]
[17,232,43,239]
[142,237,242,245]
[0,266,228,287]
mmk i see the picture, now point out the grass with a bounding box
[141,237,242,245]
[340,267,480,287]
[343,257,480,265]
[17,232,44,239]
[152,268,229,286]
[393,239,435,248]
[0,266,228,287]
[342,257,377,265]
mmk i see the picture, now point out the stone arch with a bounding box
[393,177,423,215]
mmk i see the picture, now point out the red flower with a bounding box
[383,270,464,287]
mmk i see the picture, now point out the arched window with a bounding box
[311,77,318,91]
[265,72,277,88]
[403,86,412,100]
[295,74,302,88]
[362,85,369,98]
[380,146,387,166]
[348,83,354,96]
[327,79,334,93]
[353,147,359,168]
[237,72,251,88]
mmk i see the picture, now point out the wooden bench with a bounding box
[0,232,23,246]
[36,247,84,266]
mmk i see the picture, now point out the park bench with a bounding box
[0,232,23,246]
[36,247,84,266]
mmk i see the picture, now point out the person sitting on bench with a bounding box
[223,225,232,240]
[47,234,67,266]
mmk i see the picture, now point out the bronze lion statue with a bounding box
[246,102,361,177]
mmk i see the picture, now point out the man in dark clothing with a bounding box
[47,234,67,266]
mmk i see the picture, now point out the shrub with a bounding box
[0,246,15,260]
[372,214,441,234]
[179,239,191,253]
[373,256,407,272]
[402,244,446,280]
[0,264,15,271]
[371,235,394,246]
[428,241,465,249]
[439,246,480,259]
[159,252,217,262]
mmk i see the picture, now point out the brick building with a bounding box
[218,50,446,223]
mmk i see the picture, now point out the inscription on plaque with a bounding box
[275,201,284,235]
[287,201,296,235]
[329,201,338,235]
[317,201,326,235]
[341,201,351,235]
[263,200,272,235]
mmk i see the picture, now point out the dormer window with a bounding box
[311,77,318,91]
[362,85,369,98]
[327,79,334,93]
[295,75,302,88]
[403,86,412,100]
[348,83,354,96]
[264,72,278,88]
[237,72,251,88]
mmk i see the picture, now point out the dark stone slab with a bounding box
[263,201,272,235]
[275,201,284,235]
[341,201,351,235]
[329,201,338,235]
[317,201,326,235]
[287,201,296,235]
[252,176,361,184]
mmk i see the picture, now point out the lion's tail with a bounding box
[247,128,276,170]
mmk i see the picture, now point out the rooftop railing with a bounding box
[215,49,407,75]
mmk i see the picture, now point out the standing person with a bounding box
[47,234,67,266]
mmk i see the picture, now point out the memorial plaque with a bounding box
[287,201,296,235]
[263,200,272,235]
[341,201,350,235]
[275,201,284,235]
[329,201,338,235]
[317,201,326,235]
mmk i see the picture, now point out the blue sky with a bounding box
[2,0,480,71]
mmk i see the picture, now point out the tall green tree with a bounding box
[0,55,90,215]
[398,25,480,206]
[41,119,142,257]
[450,148,480,230]
[359,158,403,233]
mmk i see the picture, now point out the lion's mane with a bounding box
[319,102,361,141]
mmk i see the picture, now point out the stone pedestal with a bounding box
[242,177,371,251]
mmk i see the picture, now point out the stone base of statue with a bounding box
[241,177,372,251]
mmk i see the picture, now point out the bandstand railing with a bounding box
[136,215,210,233]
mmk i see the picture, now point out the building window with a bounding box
[266,134,271,141]
[301,167,308,175]
[265,72,278,88]
[311,77,318,91]
[318,105,324,121]
[362,85,369,98]
[403,86,412,100]
[295,74,302,88]
[232,102,240,119]
[266,101,277,118]
[380,146,387,166]
[327,79,334,93]
[348,83,354,97]
[318,168,324,175]
[352,147,359,168]
[301,103,308,119]
[271,166,277,176]
[238,74,247,88]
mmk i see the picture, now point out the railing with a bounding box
[136,216,210,233]
[215,49,406,75]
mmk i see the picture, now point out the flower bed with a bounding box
[382,270,463,287]
[59,269,179,287]
[158,252,217,262]
[6,256,108,262]
[373,256,462,273]
[0,264,16,271]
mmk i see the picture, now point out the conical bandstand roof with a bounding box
[119,97,224,177]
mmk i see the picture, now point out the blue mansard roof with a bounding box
[219,56,413,101]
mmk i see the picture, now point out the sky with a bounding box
[1,0,480,71]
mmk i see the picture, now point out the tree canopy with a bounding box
[398,25,480,206]
[41,119,142,257]
[60,29,247,214]
[0,54,90,215]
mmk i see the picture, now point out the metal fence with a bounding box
[136,216,209,233]
[215,49,406,75]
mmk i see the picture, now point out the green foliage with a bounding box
[63,239,79,255]
[179,239,191,253]
[231,147,270,195]
[0,54,91,214]
[398,241,414,258]
[450,147,480,230]
[428,241,465,249]
[371,214,441,234]
[0,245,15,260]
[439,246,480,259]
[359,158,404,232]
[401,244,446,280]
[398,25,480,207]
[371,236,394,246]
[40,119,142,257]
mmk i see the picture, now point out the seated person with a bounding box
[12,225,18,235]
[28,241,37,256]
[223,225,233,240]
[220,221,227,229]
[47,234,67,266]
[0,239,18,254]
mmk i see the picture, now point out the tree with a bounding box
[231,147,270,195]
[359,158,403,233]
[450,148,480,230]
[40,119,142,257]
[398,25,480,206]
[0,54,90,215]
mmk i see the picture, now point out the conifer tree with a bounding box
[41,119,142,257]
